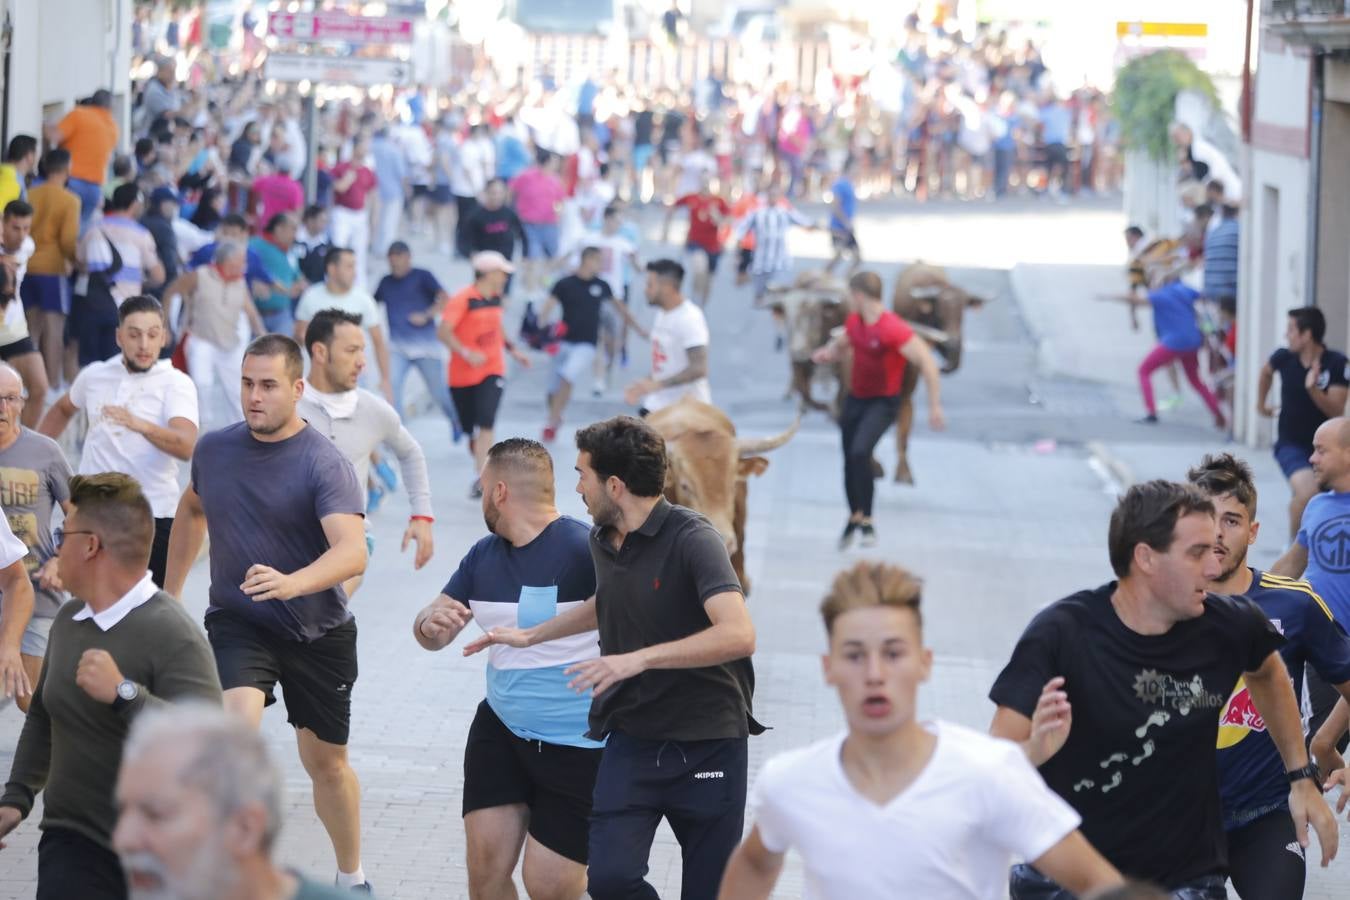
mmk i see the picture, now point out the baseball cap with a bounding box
[148,186,179,209]
[470,250,515,275]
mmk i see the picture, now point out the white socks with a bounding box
[335,867,366,888]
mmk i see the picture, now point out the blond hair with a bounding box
[820,561,923,636]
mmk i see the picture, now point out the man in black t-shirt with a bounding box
[462,179,528,265]
[1257,307,1350,538]
[989,480,1338,898]
[535,248,638,443]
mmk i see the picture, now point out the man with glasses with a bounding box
[40,296,198,588]
[0,473,221,900]
[0,362,72,709]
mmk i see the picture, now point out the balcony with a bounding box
[1270,0,1350,49]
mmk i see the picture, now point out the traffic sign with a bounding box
[270,12,414,45]
[264,54,412,86]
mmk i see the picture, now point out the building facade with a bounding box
[1,0,133,152]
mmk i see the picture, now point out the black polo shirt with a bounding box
[588,498,763,742]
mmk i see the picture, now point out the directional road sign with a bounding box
[264,54,412,87]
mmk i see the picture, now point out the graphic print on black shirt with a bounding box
[988,583,1283,888]
[550,275,612,346]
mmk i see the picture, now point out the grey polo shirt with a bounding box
[587,498,763,742]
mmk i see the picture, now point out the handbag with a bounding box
[78,228,125,325]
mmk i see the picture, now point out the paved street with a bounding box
[0,195,1342,898]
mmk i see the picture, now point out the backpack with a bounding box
[298,240,330,285]
[77,229,125,325]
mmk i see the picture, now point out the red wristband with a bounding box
[410,515,434,523]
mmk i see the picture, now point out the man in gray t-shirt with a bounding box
[0,364,73,704]
[163,334,372,891]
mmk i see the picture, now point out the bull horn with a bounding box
[737,412,802,457]
[910,322,952,345]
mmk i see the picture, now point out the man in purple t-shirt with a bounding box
[163,334,374,892]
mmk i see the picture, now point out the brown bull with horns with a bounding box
[646,399,800,595]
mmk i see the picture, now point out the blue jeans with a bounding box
[260,307,294,336]
[1010,864,1225,899]
[389,345,460,437]
[67,178,104,235]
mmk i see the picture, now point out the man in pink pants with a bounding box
[1128,277,1225,428]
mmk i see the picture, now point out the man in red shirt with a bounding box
[329,138,376,288]
[812,271,945,548]
[664,175,729,306]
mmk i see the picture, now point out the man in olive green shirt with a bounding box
[0,473,221,900]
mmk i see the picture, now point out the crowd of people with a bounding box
[0,6,1348,900]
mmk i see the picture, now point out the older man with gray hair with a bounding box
[114,704,350,899]
[163,241,264,428]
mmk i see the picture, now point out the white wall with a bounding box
[1234,36,1313,446]
[5,0,132,145]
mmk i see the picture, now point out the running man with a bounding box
[570,415,760,900]
[40,295,198,589]
[718,561,1124,899]
[1257,307,1349,538]
[163,335,372,893]
[413,439,603,900]
[0,362,72,710]
[811,271,944,549]
[1186,452,1350,899]
[664,175,728,306]
[989,480,1338,897]
[730,181,819,307]
[438,251,531,497]
[824,159,861,276]
[622,259,710,415]
[537,247,641,442]
[298,309,434,597]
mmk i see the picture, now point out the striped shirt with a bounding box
[1203,218,1239,300]
[78,214,159,302]
[732,203,813,276]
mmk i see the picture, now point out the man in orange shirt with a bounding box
[437,251,530,498]
[23,149,80,392]
[49,91,119,233]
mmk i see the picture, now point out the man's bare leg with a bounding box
[297,726,363,875]
[465,805,528,900]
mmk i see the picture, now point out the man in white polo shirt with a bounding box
[39,295,197,589]
[294,247,392,404]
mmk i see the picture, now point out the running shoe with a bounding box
[838,521,859,550]
[1136,414,1159,424]
[345,881,373,894]
[367,484,385,513]
[542,424,558,443]
[469,479,483,500]
[859,523,877,548]
[374,459,398,492]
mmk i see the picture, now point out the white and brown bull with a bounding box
[770,271,850,414]
[890,262,986,483]
[646,399,800,595]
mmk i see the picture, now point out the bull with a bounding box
[771,271,849,414]
[890,262,986,484]
[646,399,800,596]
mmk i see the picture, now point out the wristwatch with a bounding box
[1287,762,1321,785]
[111,679,139,711]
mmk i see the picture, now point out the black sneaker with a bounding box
[858,523,878,548]
[1136,413,1159,424]
[839,521,859,550]
[469,480,483,500]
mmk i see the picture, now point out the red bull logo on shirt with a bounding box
[1217,677,1266,749]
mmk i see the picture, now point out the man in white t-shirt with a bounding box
[294,247,392,403]
[623,258,711,414]
[718,561,1125,900]
[674,139,718,198]
[39,295,198,589]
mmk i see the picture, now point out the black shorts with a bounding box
[451,375,504,431]
[686,243,721,273]
[205,610,358,745]
[830,228,859,252]
[0,336,37,360]
[736,247,754,275]
[462,700,601,864]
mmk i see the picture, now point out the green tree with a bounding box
[1112,50,1219,161]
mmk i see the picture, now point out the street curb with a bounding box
[1086,440,1135,494]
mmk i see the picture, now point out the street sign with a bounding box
[264,54,412,87]
[269,12,414,45]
